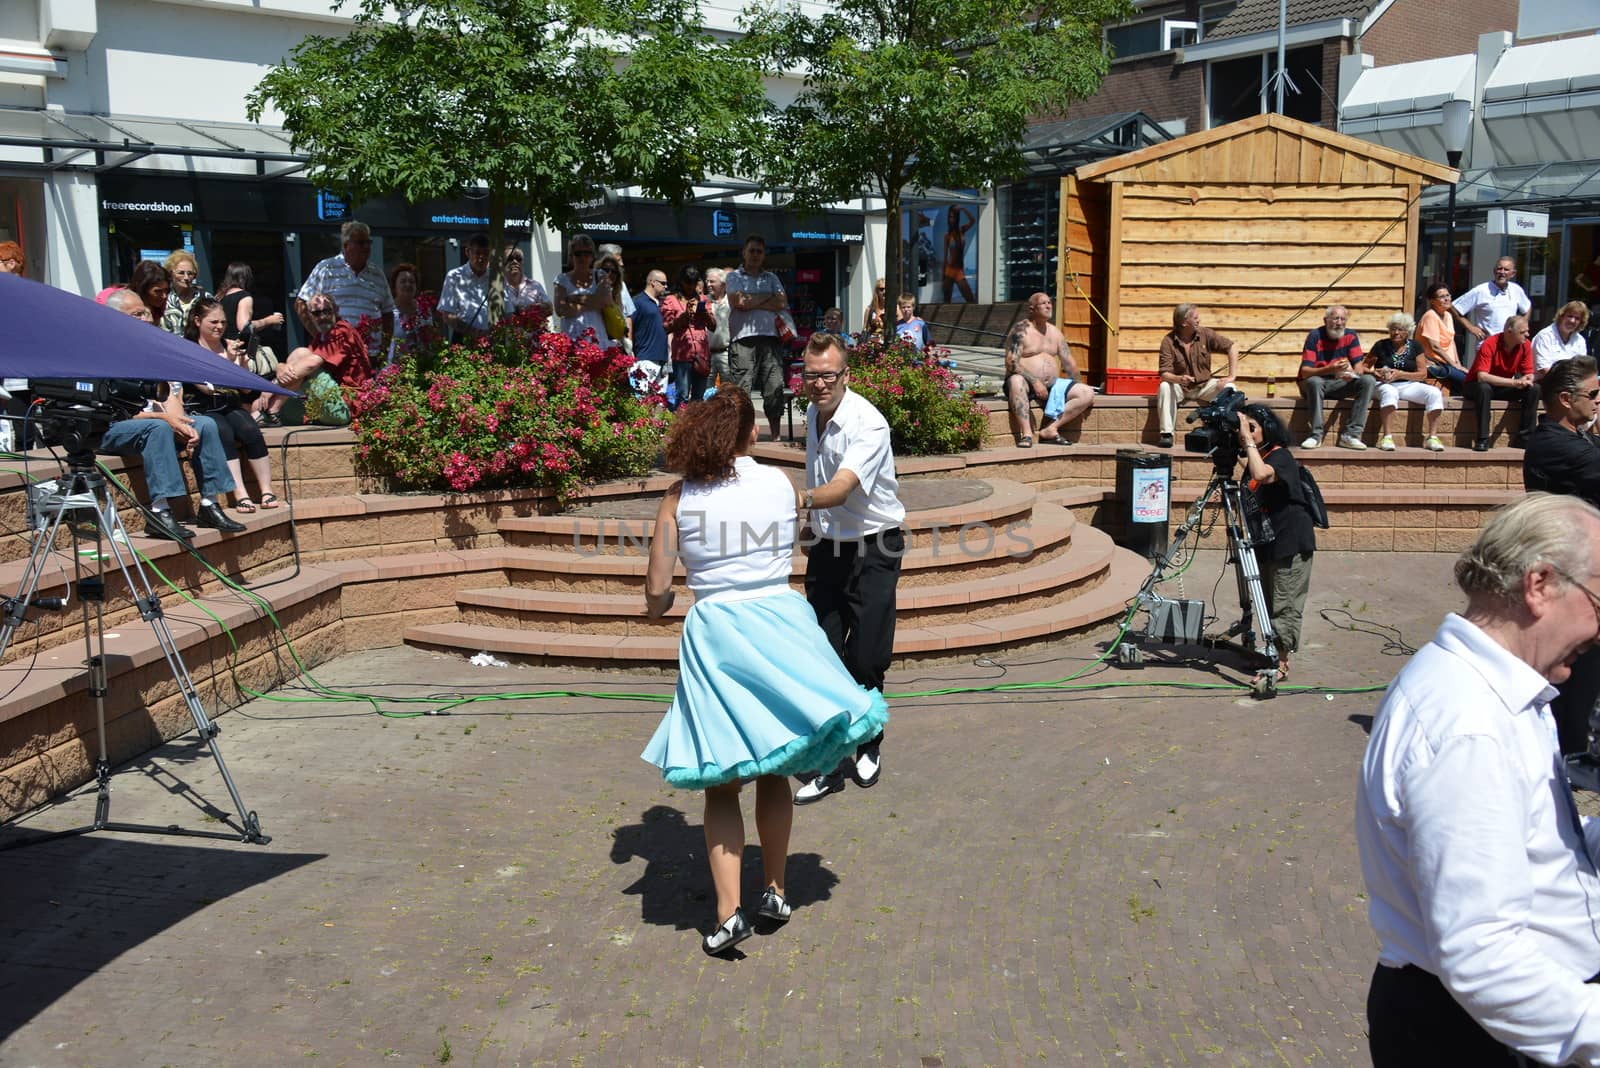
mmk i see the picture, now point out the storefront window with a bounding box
[997,180,1057,303]
[1508,233,1561,332]
[1562,223,1600,329]
[1418,224,1476,303]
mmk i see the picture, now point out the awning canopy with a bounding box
[0,107,307,179]
[1481,37,1600,163]
[1020,111,1173,176]
[1417,159,1600,215]
[1339,54,1476,163]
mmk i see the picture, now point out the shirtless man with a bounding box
[1004,293,1095,446]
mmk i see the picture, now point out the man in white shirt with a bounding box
[296,219,395,353]
[438,233,493,336]
[725,235,789,441]
[1357,492,1600,1066]
[1454,257,1533,345]
[705,267,731,384]
[793,332,905,805]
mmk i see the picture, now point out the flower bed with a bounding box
[822,334,990,455]
[348,308,668,500]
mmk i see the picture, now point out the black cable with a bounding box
[1318,607,1416,657]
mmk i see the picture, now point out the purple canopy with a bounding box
[0,273,295,396]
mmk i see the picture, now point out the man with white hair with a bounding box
[296,219,395,352]
[705,267,731,384]
[1358,493,1600,1065]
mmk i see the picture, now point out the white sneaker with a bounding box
[1300,436,1321,450]
[1425,435,1445,452]
[1338,434,1368,451]
[1377,434,1396,451]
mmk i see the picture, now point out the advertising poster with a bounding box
[1131,468,1170,524]
[902,204,979,305]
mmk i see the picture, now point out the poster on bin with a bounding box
[1131,468,1169,524]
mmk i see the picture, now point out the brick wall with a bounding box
[1072,53,1205,135]
[1361,0,1517,65]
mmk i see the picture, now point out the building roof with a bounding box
[1205,0,1372,40]
[1018,112,1173,175]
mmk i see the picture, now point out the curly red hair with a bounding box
[664,389,754,482]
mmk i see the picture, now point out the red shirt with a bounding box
[1467,333,1533,384]
[660,293,714,372]
[311,320,374,387]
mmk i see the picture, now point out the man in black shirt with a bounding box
[1524,355,1600,753]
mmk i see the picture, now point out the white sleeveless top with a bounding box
[675,456,796,598]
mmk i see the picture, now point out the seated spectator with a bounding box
[1003,292,1093,446]
[1417,282,1468,392]
[277,294,374,392]
[1532,301,1589,380]
[438,233,493,337]
[186,298,279,513]
[1524,355,1600,498]
[100,289,246,541]
[821,306,854,347]
[162,250,209,336]
[894,293,929,350]
[130,260,173,332]
[1466,314,1538,451]
[502,246,551,319]
[1297,304,1375,450]
[1156,303,1236,449]
[1369,312,1445,452]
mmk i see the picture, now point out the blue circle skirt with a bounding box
[642,588,889,790]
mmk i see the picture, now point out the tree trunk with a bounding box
[488,188,507,327]
[882,179,902,346]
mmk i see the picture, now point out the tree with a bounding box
[745,0,1131,338]
[248,0,765,325]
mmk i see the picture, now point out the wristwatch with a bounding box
[803,489,815,510]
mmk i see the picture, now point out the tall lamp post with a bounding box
[1441,98,1473,291]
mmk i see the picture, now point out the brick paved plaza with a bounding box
[0,550,1470,1067]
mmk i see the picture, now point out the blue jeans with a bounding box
[1426,364,1467,391]
[671,361,710,408]
[99,415,234,502]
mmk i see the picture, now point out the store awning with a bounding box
[1019,111,1173,176]
[1417,159,1600,215]
[1481,38,1600,163]
[1339,53,1476,163]
[0,107,307,178]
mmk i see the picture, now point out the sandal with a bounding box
[1017,437,1033,449]
[234,497,258,514]
[259,493,281,509]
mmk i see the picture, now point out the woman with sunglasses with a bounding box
[553,233,617,347]
[502,246,551,320]
[1418,281,1468,393]
[862,278,887,335]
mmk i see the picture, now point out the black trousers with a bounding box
[805,528,903,746]
[1369,962,1600,1066]
[1471,382,1539,444]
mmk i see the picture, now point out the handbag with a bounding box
[303,370,351,426]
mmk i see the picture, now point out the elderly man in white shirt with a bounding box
[1454,256,1533,345]
[296,219,395,352]
[793,331,905,805]
[1357,491,1600,1067]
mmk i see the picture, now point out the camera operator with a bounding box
[100,288,245,541]
[1236,404,1316,680]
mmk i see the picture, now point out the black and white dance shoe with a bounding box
[794,766,848,805]
[756,887,792,925]
[849,743,882,788]
[702,908,754,956]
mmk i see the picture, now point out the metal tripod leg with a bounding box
[1219,482,1281,697]
[0,467,268,848]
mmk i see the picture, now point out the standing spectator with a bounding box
[662,266,714,408]
[595,255,630,352]
[1418,281,1469,392]
[822,306,854,348]
[1453,256,1531,344]
[388,262,433,347]
[554,233,617,348]
[438,233,493,337]
[186,298,279,513]
[162,250,209,336]
[1297,304,1375,450]
[640,388,888,956]
[793,333,904,805]
[502,245,550,319]
[893,293,929,350]
[1155,303,1237,449]
[1369,312,1446,452]
[1533,301,1590,380]
[632,269,670,369]
[1467,314,1539,451]
[597,242,636,351]
[705,267,731,383]
[725,234,789,441]
[0,241,31,449]
[295,220,394,353]
[1236,404,1315,680]
[1357,493,1600,1067]
[216,262,284,344]
[863,278,887,335]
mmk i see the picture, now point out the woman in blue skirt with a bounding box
[642,388,889,956]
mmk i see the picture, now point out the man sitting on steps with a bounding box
[1003,292,1094,447]
[1297,304,1376,451]
[1156,303,1237,449]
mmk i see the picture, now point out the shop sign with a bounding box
[712,209,737,238]
[316,190,350,221]
[1486,208,1549,238]
[795,268,821,283]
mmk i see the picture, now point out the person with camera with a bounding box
[662,265,715,407]
[1156,303,1237,449]
[99,289,245,541]
[1297,305,1376,450]
[437,233,494,337]
[1236,404,1315,680]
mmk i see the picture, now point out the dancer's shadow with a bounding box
[610,804,840,931]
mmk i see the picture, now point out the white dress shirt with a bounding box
[1534,324,1589,372]
[805,388,905,539]
[1454,281,1532,336]
[437,263,492,332]
[1357,613,1600,1066]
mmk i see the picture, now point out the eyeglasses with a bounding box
[1553,567,1600,622]
[347,238,373,246]
[311,308,337,317]
[801,370,845,383]
[505,254,523,262]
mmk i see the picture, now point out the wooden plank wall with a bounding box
[1056,174,1110,376]
[1112,182,1418,383]
[1108,126,1409,187]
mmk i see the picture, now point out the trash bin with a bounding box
[1114,448,1171,560]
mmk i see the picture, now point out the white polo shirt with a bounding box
[806,388,905,539]
[1454,280,1531,336]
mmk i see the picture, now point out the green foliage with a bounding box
[347,308,668,500]
[831,334,989,455]
[744,0,1132,333]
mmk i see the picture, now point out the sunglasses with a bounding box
[505,254,523,262]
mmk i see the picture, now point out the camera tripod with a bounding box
[0,455,268,849]
[1117,461,1282,698]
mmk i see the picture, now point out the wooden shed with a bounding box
[1055,113,1458,393]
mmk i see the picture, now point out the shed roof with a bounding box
[1072,113,1457,185]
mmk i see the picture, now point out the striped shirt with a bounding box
[1301,328,1364,370]
[297,254,395,338]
